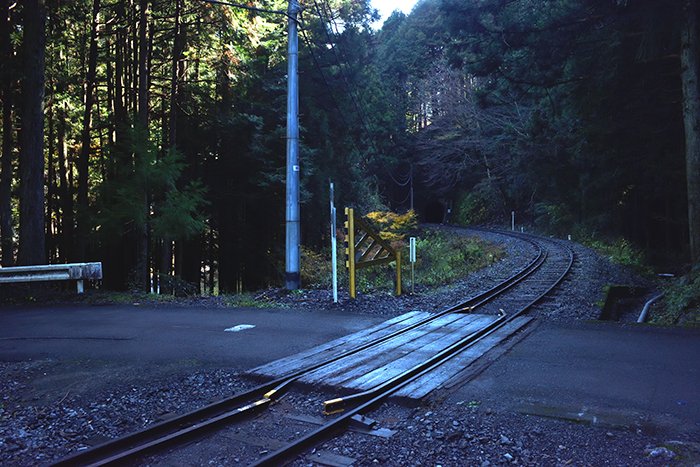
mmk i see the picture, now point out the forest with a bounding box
[0,0,698,293]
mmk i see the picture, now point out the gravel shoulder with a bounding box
[1,226,684,466]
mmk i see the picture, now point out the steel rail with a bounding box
[323,235,573,414]
[254,232,575,466]
[51,230,563,467]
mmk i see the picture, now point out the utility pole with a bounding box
[285,0,301,290]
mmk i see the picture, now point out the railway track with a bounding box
[52,228,574,467]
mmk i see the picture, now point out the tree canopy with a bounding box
[0,0,697,293]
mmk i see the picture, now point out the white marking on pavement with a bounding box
[225,324,256,332]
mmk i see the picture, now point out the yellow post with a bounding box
[395,250,402,296]
[345,207,356,299]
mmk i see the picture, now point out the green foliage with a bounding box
[96,130,207,243]
[157,274,199,297]
[534,202,574,236]
[453,192,488,226]
[222,292,285,309]
[583,236,649,272]
[151,180,208,240]
[90,291,179,305]
[652,273,700,327]
[301,228,504,293]
[412,230,503,287]
[300,246,334,289]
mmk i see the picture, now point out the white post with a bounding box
[511,211,515,231]
[330,182,338,303]
[76,280,84,294]
[409,237,416,294]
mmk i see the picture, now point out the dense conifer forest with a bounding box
[0,0,698,292]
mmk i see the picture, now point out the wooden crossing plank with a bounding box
[344,315,496,391]
[249,311,527,402]
[248,311,429,378]
[297,314,486,388]
[393,316,532,399]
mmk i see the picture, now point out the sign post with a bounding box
[330,182,338,303]
[409,237,416,294]
[344,208,401,298]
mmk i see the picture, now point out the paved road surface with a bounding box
[0,304,387,400]
[453,320,700,437]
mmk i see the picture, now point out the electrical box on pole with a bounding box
[285,0,301,290]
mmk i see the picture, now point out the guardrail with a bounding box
[0,262,102,293]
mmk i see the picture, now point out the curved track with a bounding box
[52,229,574,467]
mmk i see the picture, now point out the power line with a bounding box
[198,0,294,21]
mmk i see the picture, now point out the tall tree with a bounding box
[681,0,700,265]
[0,0,14,265]
[76,0,101,262]
[18,0,47,265]
[134,0,150,290]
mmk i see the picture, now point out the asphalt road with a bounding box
[454,320,700,437]
[0,303,387,401]
[0,304,388,366]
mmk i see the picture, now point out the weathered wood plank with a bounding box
[393,317,532,399]
[297,314,482,387]
[249,310,429,377]
[345,315,496,391]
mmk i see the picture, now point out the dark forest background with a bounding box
[1,0,698,293]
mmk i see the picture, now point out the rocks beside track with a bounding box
[0,361,253,465]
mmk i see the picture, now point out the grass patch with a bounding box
[220,292,286,309]
[301,227,504,294]
[580,236,651,274]
[84,291,180,305]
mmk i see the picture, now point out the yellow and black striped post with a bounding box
[345,207,403,299]
[395,250,402,296]
[345,207,356,299]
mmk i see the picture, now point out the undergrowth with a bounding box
[301,227,504,294]
[651,271,700,327]
[221,292,286,309]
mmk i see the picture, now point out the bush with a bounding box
[534,202,573,236]
[301,245,334,289]
[453,191,488,226]
[652,272,700,326]
[365,210,417,242]
[300,227,504,294]
[413,230,503,287]
[583,236,650,272]
[158,274,199,297]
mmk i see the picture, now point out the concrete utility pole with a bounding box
[285,0,301,290]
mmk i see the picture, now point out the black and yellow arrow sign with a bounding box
[344,207,401,299]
